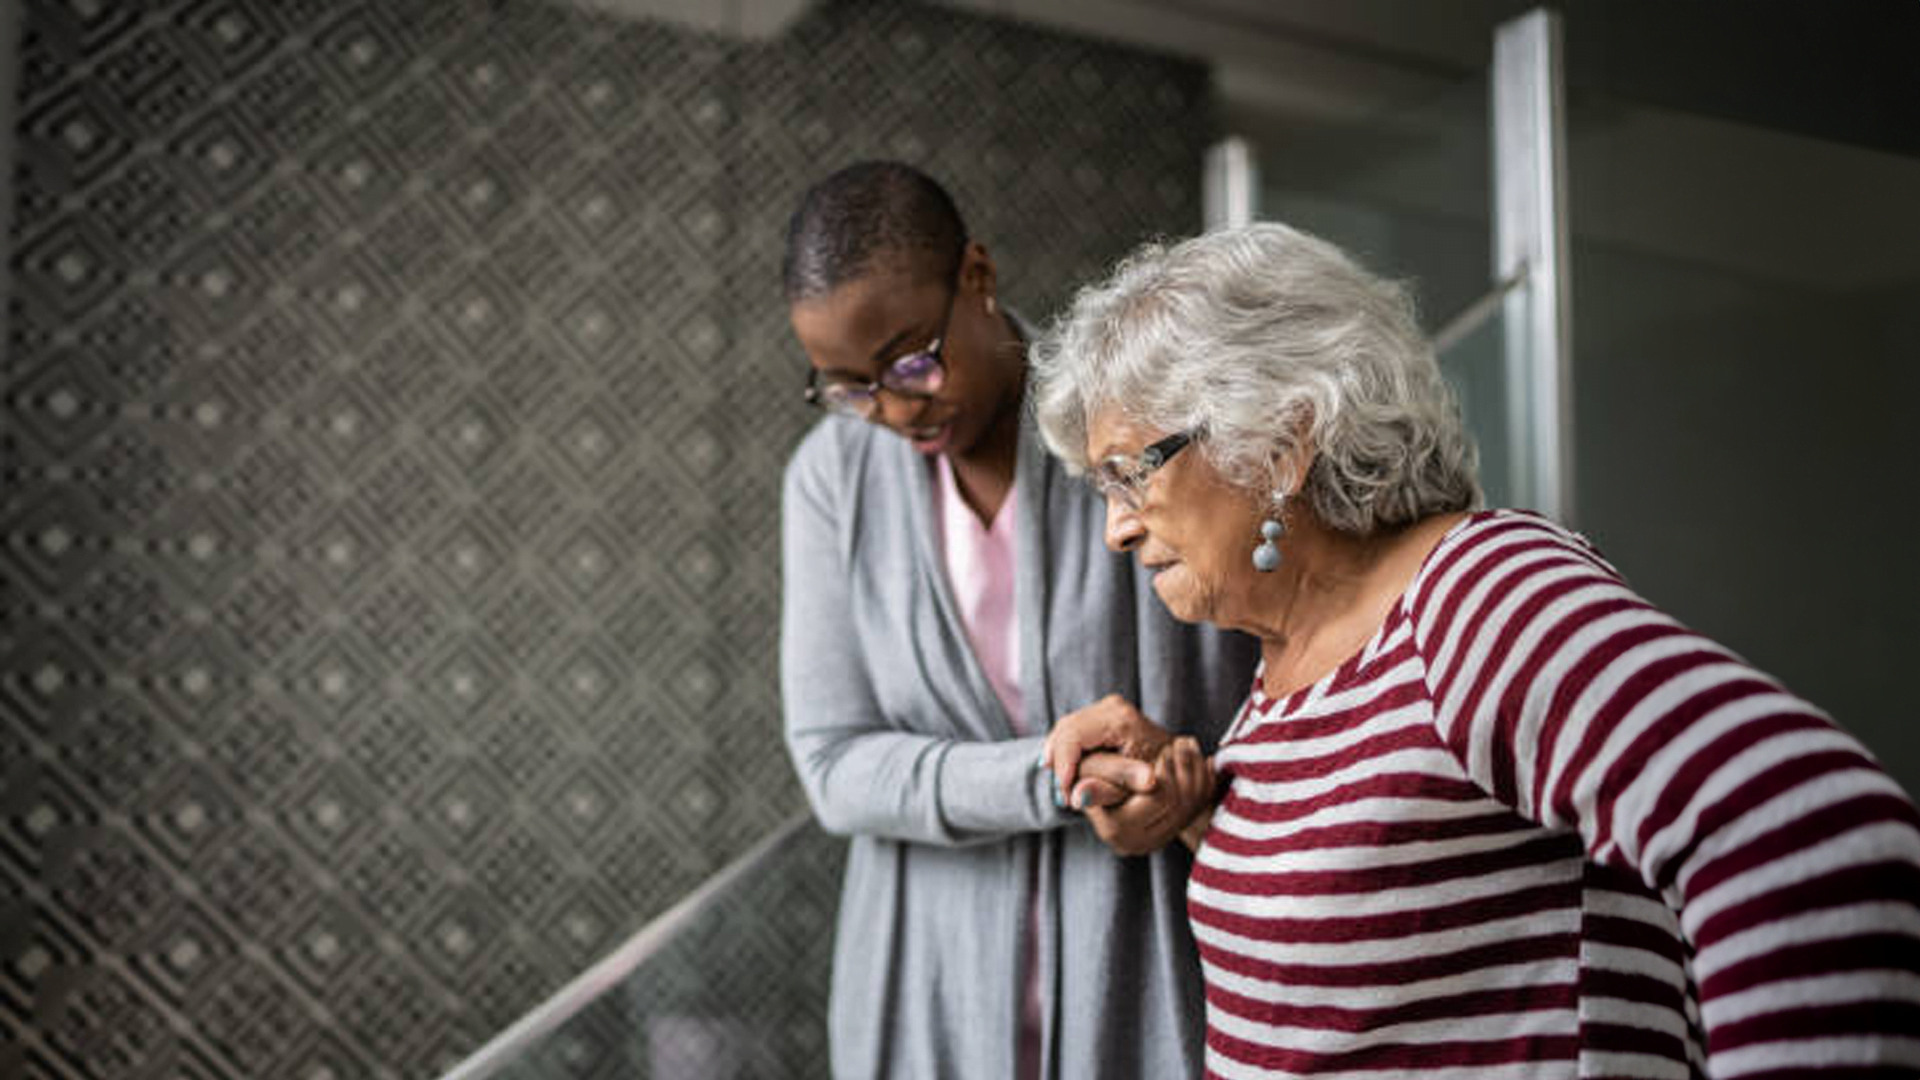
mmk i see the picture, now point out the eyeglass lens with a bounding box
[1096,433,1190,508]
[812,344,945,416]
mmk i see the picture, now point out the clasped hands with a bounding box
[1041,694,1216,856]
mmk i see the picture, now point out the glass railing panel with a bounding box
[1258,72,1494,340]
[449,816,844,1080]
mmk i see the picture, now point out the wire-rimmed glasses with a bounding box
[1092,431,1193,510]
[803,293,955,418]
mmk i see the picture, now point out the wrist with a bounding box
[1179,809,1213,852]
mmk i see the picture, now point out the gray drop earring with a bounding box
[1252,491,1287,572]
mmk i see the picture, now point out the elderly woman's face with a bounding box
[1086,407,1262,630]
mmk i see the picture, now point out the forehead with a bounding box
[788,263,947,373]
[1084,406,1162,462]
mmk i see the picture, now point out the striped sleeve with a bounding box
[1408,514,1920,1074]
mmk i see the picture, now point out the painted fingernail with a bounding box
[1052,776,1067,809]
[1073,788,1089,810]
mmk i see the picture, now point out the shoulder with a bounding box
[787,414,865,473]
[1415,510,1619,596]
[1403,510,1633,643]
[785,416,882,500]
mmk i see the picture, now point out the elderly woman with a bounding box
[1032,222,1920,1077]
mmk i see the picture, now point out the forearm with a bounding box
[780,435,1075,847]
[1679,767,1920,1072]
[788,725,1067,845]
[939,734,1072,838]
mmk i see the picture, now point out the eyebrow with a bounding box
[812,324,933,382]
[867,325,924,369]
[1091,433,1140,462]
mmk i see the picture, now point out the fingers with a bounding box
[1041,728,1086,796]
[1064,751,1155,811]
[1082,804,1135,854]
[1080,751,1156,796]
[1163,738,1216,824]
[1044,694,1129,793]
[1046,694,1170,795]
[1166,737,1210,803]
[1075,737,1221,855]
[1085,797,1172,857]
[1107,695,1172,763]
[1070,777,1129,810]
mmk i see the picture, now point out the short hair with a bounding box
[781,161,968,303]
[1032,222,1481,536]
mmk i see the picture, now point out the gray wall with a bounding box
[0,1,1212,1077]
[1569,120,1920,786]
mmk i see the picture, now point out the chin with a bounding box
[1150,573,1212,626]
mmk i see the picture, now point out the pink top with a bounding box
[934,456,1025,733]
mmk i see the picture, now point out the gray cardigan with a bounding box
[780,407,1258,1080]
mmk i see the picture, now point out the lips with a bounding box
[908,423,952,454]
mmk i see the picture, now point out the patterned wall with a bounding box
[0,0,1212,1077]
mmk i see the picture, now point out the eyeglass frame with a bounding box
[1092,431,1194,511]
[802,283,960,419]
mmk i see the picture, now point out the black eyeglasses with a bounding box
[804,290,956,419]
[1093,431,1193,511]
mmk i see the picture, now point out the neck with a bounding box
[946,315,1026,520]
[1244,516,1393,643]
[1240,510,1467,693]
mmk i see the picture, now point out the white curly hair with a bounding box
[1032,221,1480,535]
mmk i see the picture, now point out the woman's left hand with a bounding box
[1043,694,1171,798]
[1082,737,1216,856]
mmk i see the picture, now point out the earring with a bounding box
[1252,491,1286,572]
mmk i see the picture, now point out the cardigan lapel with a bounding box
[895,427,1025,740]
[1013,405,1057,740]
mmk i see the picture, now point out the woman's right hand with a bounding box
[1043,694,1172,800]
[1082,737,1216,855]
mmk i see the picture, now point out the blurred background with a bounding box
[1,1,1914,1078]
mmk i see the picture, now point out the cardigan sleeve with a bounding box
[1413,514,1920,1074]
[779,426,1071,846]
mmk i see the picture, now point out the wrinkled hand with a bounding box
[1083,737,1216,856]
[1066,752,1150,811]
[1042,694,1172,799]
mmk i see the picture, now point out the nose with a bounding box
[870,387,929,432]
[1103,495,1145,552]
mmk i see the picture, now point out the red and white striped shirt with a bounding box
[1195,511,1920,1079]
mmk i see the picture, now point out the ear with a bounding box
[959,240,998,311]
[1266,437,1317,498]
[1267,407,1319,496]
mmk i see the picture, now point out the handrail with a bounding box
[435,810,817,1080]
[1431,268,1527,356]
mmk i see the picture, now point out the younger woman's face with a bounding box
[789,245,1014,461]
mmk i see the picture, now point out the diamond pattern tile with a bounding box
[3,1,1208,1077]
